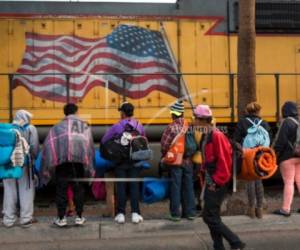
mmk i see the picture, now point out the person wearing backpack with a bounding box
[233,102,272,219]
[101,102,145,224]
[2,110,39,228]
[161,100,196,221]
[41,103,94,227]
[195,104,246,250]
[273,101,300,217]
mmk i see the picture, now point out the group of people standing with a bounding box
[2,100,300,250]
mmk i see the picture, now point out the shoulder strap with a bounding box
[288,117,299,126]
[246,117,262,126]
[272,118,292,148]
[169,121,188,146]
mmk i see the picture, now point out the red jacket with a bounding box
[203,129,232,186]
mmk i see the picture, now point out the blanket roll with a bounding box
[239,147,278,181]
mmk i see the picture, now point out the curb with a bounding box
[1,214,300,244]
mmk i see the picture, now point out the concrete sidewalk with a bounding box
[1,214,300,244]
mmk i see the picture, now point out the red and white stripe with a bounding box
[14,32,178,102]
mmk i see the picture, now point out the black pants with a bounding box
[203,185,243,250]
[55,163,85,219]
[115,163,141,214]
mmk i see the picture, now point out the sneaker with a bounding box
[53,217,67,227]
[3,222,14,228]
[20,220,33,228]
[167,214,181,222]
[20,218,38,228]
[273,209,291,217]
[186,216,196,221]
[131,213,143,224]
[114,213,125,224]
[75,216,86,226]
[231,242,246,250]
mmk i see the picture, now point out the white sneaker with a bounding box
[75,216,86,226]
[114,213,125,224]
[3,222,14,228]
[53,217,67,227]
[131,213,143,224]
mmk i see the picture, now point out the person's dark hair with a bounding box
[118,102,134,117]
[64,103,78,116]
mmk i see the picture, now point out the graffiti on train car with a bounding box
[13,24,178,103]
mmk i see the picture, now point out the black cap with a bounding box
[118,102,134,117]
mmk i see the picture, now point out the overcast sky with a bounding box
[0,0,177,3]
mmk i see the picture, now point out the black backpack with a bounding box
[100,135,130,164]
[101,122,151,163]
[100,123,136,163]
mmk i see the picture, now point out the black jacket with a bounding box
[273,101,299,164]
[233,114,272,145]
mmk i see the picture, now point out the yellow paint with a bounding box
[0,17,299,125]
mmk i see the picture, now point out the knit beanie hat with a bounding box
[170,100,184,116]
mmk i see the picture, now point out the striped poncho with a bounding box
[41,115,94,184]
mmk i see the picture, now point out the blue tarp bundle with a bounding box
[0,123,23,179]
[94,149,115,171]
[34,152,42,174]
[0,123,16,166]
[142,178,170,204]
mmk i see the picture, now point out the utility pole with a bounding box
[237,0,257,118]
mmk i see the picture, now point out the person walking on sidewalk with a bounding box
[273,101,300,217]
[101,102,145,224]
[161,100,196,221]
[195,104,246,250]
[41,103,94,227]
[2,110,39,228]
[233,102,272,219]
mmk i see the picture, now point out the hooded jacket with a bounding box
[41,115,94,184]
[202,129,232,187]
[13,110,39,161]
[273,101,299,164]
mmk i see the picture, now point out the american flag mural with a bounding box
[13,24,179,103]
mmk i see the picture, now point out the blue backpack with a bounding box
[0,123,26,179]
[242,118,270,148]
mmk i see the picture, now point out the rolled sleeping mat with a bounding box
[239,146,278,181]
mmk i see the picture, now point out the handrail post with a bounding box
[8,74,13,122]
[122,77,127,102]
[229,73,235,122]
[275,73,280,122]
[66,74,70,104]
[177,73,182,98]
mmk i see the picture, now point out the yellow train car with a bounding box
[0,0,300,129]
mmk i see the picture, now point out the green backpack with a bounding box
[184,129,198,158]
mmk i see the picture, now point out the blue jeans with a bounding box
[169,163,196,217]
[115,163,141,214]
